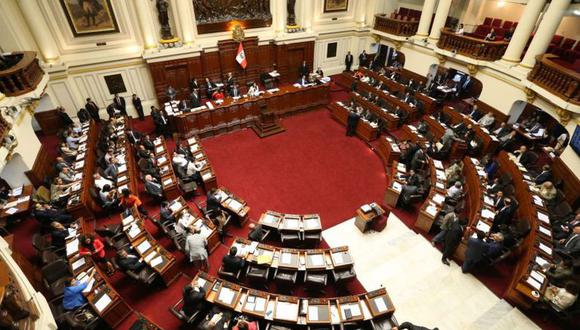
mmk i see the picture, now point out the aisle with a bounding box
[322,214,540,330]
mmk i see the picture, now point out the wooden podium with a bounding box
[252,100,285,138]
[354,203,387,233]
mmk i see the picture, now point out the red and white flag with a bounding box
[236,42,247,69]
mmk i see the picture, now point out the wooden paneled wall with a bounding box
[148,37,315,103]
[24,144,55,187]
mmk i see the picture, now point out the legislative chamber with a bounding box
[0,0,579,329]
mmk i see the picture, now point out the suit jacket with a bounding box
[118,254,144,271]
[126,130,142,144]
[145,180,163,197]
[77,108,90,122]
[59,111,73,126]
[494,196,505,210]
[132,97,143,111]
[190,92,201,108]
[516,151,533,167]
[114,96,126,111]
[222,254,245,273]
[465,237,487,264]
[206,193,222,212]
[561,234,580,257]
[492,205,514,230]
[534,170,552,185]
[182,287,206,317]
[104,163,118,179]
[359,53,367,66]
[229,86,240,98]
[160,207,175,223]
[345,54,353,66]
[85,101,100,120]
[299,64,309,77]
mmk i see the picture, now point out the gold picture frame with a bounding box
[60,0,119,37]
[324,0,349,13]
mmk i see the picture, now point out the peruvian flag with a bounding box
[236,42,247,69]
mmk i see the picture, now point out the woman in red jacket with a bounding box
[79,234,115,275]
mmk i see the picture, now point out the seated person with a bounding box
[176,210,195,235]
[542,282,579,312]
[416,120,429,135]
[59,167,76,184]
[50,177,74,204]
[233,319,258,330]
[444,160,463,179]
[535,165,553,185]
[545,259,574,287]
[182,281,207,317]
[99,184,119,208]
[206,188,223,216]
[555,223,580,258]
[60,142,77,159]
[33,203,73,225]
[63,269,96,310]
[50,221,68,249]
[446,181,463,199]
[465,105,483,121]
[247,82,261,97]
[477,112,495,129]
[199,306,233,330]
[247,223,265,242]
[144,174,163,198]
[160,201,176,225]
[116,249,146,272]
[455,23,464,35]
[544,133,568,155]
[513,145,533,168]
[229,83,241,98]
[462,232,504,273]
[221,246,245,274]
[484,28,496,41]
[93,173,113,190]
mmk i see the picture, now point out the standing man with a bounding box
[132,94,144,121]
[299,60,309,78]
[77,108,90,123]
[345,51,354,72]
[85,98,101,122]
[190,89,201,108]
[113,93,127,116]
[346,108,360,137]
[359,50,368,68]
[57,106,73,127]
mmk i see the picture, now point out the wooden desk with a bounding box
[442,106,499,156]
[353,82,418,123]
[169,84,330,136]
[120,209,180,287]
[231,237,354,274]
[65,218,132,327]
[152,136,181,200]
[354,203,386,233]
[423,114,467,160]
[167,196,220,253]
[66,121,98,219]
[351,92,399,130]
[184,136,218,191]
[377,136,401,165]
[258,211,322,241]
[328,102,379,142]
[415,160,447,233]
[0,185,33,220]
[214,187,250,226]
[192,272,396,326]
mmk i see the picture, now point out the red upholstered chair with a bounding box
[483,17,493,26]
[512,22,518,29]
[550,35,564,47]
[491,18,502,28]
[502,21,513,29]
[473,25,491,39]
[495,28,506,40]
[399,7,409,17]
[560,38,576,50]
[562,42,580,62]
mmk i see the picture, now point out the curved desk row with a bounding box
[193,272,396,326]
[168,84,330,136]
[441,105,500,156]
[329,101,380,142]
[352,76,419,122]
[350,92,400,130]
[167,196,221,253]
[231,237,354,272]
[258,211,322,245]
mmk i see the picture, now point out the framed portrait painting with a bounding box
[60,0,120,37]
[324,0,349,13]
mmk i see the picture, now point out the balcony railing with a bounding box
[0,52,44,97]
[528,54,579,105]
[374,14,419,37]
[437,28,509,61]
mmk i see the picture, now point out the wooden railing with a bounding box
[528,54,579,105]
[0,52,44,97]
[437,28,509,61]
[374,14,419,37]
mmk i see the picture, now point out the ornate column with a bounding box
[355,0,367,28]
[520,0,571,68]
[135,0,158,49]
[416,0,437,37]
[17,0,60,63]
[274,0,287,34]
[428,0,452,41]
[175,0,195,45]
[300,0,314,32]
[502,0,546,63]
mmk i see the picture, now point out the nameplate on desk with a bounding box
[163,178,173,186]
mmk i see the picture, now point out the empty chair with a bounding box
[303,231,322,246]
[274,268,298,294]
[41,259,71,297]
[218,265,243,282]
[491,18,502,28]
[502,21,513,29]
[169,298,201,325]
[246,264,270,290]
[304,270,328,295]
[32,233,55,259]
[483,17,492,26]
[331,265,356,292]
[280,230,302,245]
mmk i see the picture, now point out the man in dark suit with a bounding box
[466,105,483,121]
[159,201,175,224]
[535,165,552,185]
[104,158,119,179]
[225,72,235,93]
[57,107,73,127]
[182,282,206,318]
[55,157,72,172]
[85,98,100,122]
[144,175,163,198]
[221,247,245,273]
[113,93,127,116]
[359,50,368,68]
[346,109,360,136]
[491,198,514,232]
[229,83,241,98]
[206,188,223,215]
[248,223,265,242]
[556,223,580,258]
[345,51,354,71]
[514,145,533,168]
[493,190,505,210]
[190,78,200,92]
[116,249,145,272]
[299,60,309,78]
[462,232,487,273]
[190,90,201,108]
[125,128,142,145]
[77,108,90,123]
[132,94,144,120]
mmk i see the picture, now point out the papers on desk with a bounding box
[201,171,213,181]
[392,181,403,193]
[256,254,273,264]
[117,175,127,184]
[374,297,388,312]
[308,306,319,320]
[227,199,243,212]
[281,252,292,264]
[361,204,372,213]
[128,224,141,239]
[433,160,444,169]
[66,239,79,256]
[533,195,544,207]
[150,255,164,268]
[262,214,278,224]
[9,186,22,197]
[117,184,128,194]
[72,257,85,271]
[94,293,112,312]
[158,156,167,164]
[538,225,551,237]
[4,208,18,215]
[537,212,550,224]
[118,164,127,173]
[435,170,446,181]
[309,254,325,266]
[425,205,438,217]
[122,215,135,226]
[284,218,300,229]
[535,255,549,267]
[435,181,445,190]
[205,101,214,109]
[75,161,84,169]
[304,217,321,230]
[144,250,158,263]
[82,278,95,293]
[3,201,17,209]
[163,177,173,186]
[218,287,236,305]
[530,270,546,285]
[341,303,361,319]
[526,276,542,291]
[136,240,152,254]
[481,208,495,220]
[155,146,164,154]
[476,221,491,234]
[73,172,83,181]
[397,163,406,172]
[275,301,299,321]
[332,252,344,265]
[169,201,182,213]
[477,169,487,177]
[484,195,494,206]
[66,228,77,239]
[432,193,445,205]
[539,242,552,256]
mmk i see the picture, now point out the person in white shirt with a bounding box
[176,210,194,235]
[477,112,495,129]
[543,282,579,311]
[447,181,463,199]
[456,23,464,35]
[248,82,260,97]
[93,173,113,190]
[66,134,81,149]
